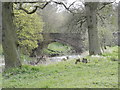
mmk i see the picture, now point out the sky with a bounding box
[56,0,119,13]
[59,0,120,9]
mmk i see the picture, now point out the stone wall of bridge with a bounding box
[41,33,86,53]
[30,33,87,57]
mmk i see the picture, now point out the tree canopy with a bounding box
[14,4,44,55]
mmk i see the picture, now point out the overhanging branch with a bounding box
[18,3,37,14]
[97,12,105,25]
[18,1,51,14]
[17,0,77,14]
[52,1,76,13]
[98,2,113,11]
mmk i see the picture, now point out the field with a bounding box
[1,46,119,88]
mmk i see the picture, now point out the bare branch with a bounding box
[68,1,76,8]
[97,12,105,25]
[17,0,77,14]
[52,1,76,14]
[98,2,113,11]
[37,1,51,9]
[18,1,51,14]
[18,3,38,14]
[76,16,86,27]
[80,18,86,27]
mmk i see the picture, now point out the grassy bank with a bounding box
[2,46,118,88]
[43,42,72,55]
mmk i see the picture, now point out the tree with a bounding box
[118,2,120,46]
[0,3,2,45]
[118,2,120,28]
[2,1,50,69]
[2,1,114,69]
[85,2,101,55]
[14,5,44,55]
[2,3,21,69]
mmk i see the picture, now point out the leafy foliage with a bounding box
[13,4,44,55]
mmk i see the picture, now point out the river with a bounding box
[0,51,89,67]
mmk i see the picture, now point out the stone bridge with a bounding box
[36,33,86,54]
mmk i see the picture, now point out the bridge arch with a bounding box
[30,33,86,57]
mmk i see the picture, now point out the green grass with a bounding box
[48,42,72,51]
[0,73,2,88]
[43,42,72,55]
[2,46,118,88]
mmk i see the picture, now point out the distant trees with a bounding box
[40,4,62,33]
[98,3,118,50]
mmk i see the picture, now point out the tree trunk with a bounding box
[2,2,21,70]
[118,2,120,46]
[116,6,120,88]
[85,2,101,55]
[34,33,50,56]
[0,2,2,44]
